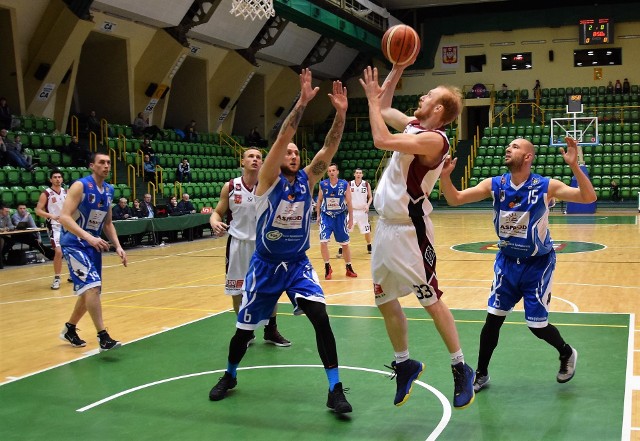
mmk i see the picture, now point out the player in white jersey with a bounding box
[440,136,595,392]
[337,168,372,257]
[360,63,475,409]
[35,169,67,290]
[210,148,290,346]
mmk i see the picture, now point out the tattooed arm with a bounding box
[305,80,348,188]
[257,69,319,195]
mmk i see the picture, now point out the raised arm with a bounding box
[257,69,319,195]
[304,80,348,188]
[439,156,493,206]
[378,64,413,131]
[548,137,597,203]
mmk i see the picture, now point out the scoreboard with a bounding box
[579,18,613,45]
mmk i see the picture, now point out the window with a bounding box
[574,48,622,67]
[501,53,532,71]
[465,55,486,73]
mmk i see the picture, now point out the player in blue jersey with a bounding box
[316,163,357,279]
[440,136,596,391]
[209,69,352,414]
[58,152,127,352]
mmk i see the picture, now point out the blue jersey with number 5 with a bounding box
[491,173,553,258]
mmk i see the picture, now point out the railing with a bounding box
[117,134,127,160]
[70,115,79,139]
[108,147,117,185]
[147,181,156,201]
[174,182,182,199]
[127,164,136,200]
[100,118,108,145]
[155,165,163,191]
[89,131,97,152]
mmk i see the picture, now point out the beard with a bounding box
[505,155,525,171]
[281,163,299,178]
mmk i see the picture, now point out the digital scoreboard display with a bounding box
[579,18,613,45]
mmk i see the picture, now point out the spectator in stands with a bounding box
[533,80,540,95]
[500,84,508,99]
[132,112,163,140]
[0,130,6,166]
[112,198,133,220]
[131,199,147,218]
[177,193,196,215]
[8,134,32,167]
[183,120,199,143]
[67,135,90,167]
[86,110,101,135]
[606,81,614,94]
[0,128,34,171]
[142,193,155,218]
[610,180,620,202]
[177,158,191,182]
[167,196,179,215]
[248,126,267,148]
[11,204,54,259]
[615,80,622,94]
[141,137,157,165]
[0,204,15,267]
[0,97,11,130]
[623,78,630,94]
[143,154,156,182]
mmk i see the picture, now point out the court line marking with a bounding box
[623,313,635,441]
[75,365,452,441]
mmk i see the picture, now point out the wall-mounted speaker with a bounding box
[275,106,285,117]
[145,83,158,97]
[34,63,51,81]
[219,96,230,109]
[549,50,554,62]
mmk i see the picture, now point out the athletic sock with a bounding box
[325,367,339,391]
[394,350,410,364]
[450,349,464,366]
[227,362,239,378]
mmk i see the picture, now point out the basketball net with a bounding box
[230,0,275,21]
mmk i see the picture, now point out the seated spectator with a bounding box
[500,83,508,99]
[0,97,12,130]
[141,193,156,218]
[112,198,133,220]
[0,128,33,171]
[143,154,156,182]
[11,135,32,166]
[0,204,15,267]
[615,79,622,94]
[610,180,620,202]
[10,204,54,260]
[167,196,179,215]
[177,158,191,182]
[248,126,267,148]
[623,78,630,94]
[177,193,196,215]
[67,135,90,167]
[130,199,148,246]
[132,112,163,139]
[606,81,614,94]
[141,138,157,165]
[183,120,198,143]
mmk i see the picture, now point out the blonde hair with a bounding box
[438,85,463,125]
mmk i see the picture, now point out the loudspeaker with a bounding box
[34,63,51,81]
[275,106,285,117]
[145,83,158,97]
[219,96,230,109]
[160,86,170,99]
[549,50,554,62]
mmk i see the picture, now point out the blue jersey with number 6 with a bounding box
[491,173,553,258]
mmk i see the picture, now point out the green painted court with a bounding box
[0,306,631,440]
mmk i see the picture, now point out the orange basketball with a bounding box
[381,24,421,65]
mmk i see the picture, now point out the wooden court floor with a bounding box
[0,210,638,439]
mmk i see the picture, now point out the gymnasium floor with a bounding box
[0,210,638,440]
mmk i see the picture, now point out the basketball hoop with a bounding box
[230,0,275,21]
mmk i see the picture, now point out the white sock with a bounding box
[394,350,410,364]
[450,349,464,366]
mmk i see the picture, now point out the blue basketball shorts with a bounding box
[319,212,349,244]
[62,245,103,295]
[237,254,325,330]
[487,250,556,328]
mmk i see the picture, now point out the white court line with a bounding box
[623,313,635,441]
[0,309,231,387]
[76,365,452,441]
[554,296,579,313]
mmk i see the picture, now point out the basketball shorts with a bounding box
[48,223,61,248]
[319,212,350,244]
[349,210,370,234]
[225,236,255,296]
[371,217,442,307]
[62,245,102,295]
[236,254,324,330]
[487,251,556,328]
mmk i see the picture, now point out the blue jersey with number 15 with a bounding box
[491,173,553,258]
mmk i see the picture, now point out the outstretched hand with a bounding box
[440,155,457,178]
[299,68,320,105]
[358,66,384,102]
[328,80,348,113]
[559,136,579,167]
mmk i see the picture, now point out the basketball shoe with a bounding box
[345,264,357,278]
[209,372,237,401]
[97,330,121,352]
[452,362,475,409]
[264,325,291,347]
[51,277,61,290]
[387,359,425,406]
[325,263,333,280]
[326,382,352,413]
[473,371,490,392]
[59,322,86,347]
[557,347,578,383]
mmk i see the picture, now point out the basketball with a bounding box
[381,24,421,65]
